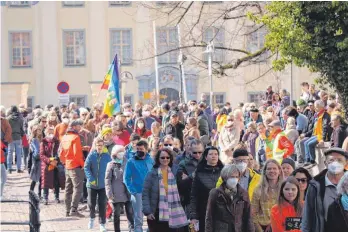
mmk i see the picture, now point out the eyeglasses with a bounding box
[296,178,307,183]
[235,159,249,163]
[160,156,170,160]
[192,151,203,154]
[164,144,173,147]
[227,119,234,122]
[41,121,47,123]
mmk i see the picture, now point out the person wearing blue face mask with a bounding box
[105,145,134,232]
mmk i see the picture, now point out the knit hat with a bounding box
[233,149,249,158]
[296,99,306,107]
[281,158,296,170]
[101,128,112,137]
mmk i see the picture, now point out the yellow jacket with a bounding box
[216,168,261,200]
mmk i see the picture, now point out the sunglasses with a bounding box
[62,117,69,119]
[192,151,203,154]
[164,144,172,147]
[296,178,307,183]
[160,156,170,160]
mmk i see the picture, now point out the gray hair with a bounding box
[220,164,241,181]
[33,108,43,118]
[314,100,325,108]
[79,108,88,115]
[337,172,348,195]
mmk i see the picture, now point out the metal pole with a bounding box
[177,24,187,103]
[290,62,293,106]
[118,58,123,105]
[153,21,160,106]
[208,46,213,108]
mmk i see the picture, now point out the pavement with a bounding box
[0,170,147,232]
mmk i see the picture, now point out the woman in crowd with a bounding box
[47,111,59,128]
[148,121,162,151]
[285,117,299,144]
[272,93,282,117]
[142,148,188,231]
[219,113,241,164]
[251,159,284,232]
[281,158,296,179]
[216,108,228,133]
[183,117,200,141]
[270,177,303,232]
[111,121,130,146]
[105,145,134,232]
[205,164,254,232]
[190,146,224,232]
[291,167,312,201]
[266,106,277,121]
[134,117,151,139]
[40,126,61,205]
[84,137,112,232]
[29,125,43,198]
[326,172,348,232]
[242,122,259,159]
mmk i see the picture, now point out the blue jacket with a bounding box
[125,143,136,160]
[124,154,154,195]
[84,150,112,189]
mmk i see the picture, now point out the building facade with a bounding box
[0,1,318,108]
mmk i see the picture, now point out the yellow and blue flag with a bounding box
[103,55,120,116]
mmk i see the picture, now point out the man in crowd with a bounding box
[245,108,263,127]
[330,114,347,148]
[302,147,348,232]
[125,133,141,160]
[124,140,153,232]
[269,120,294,163]
[54,112,70,142]
[285,106,309,134]
[265,85,274,106]
[141,104,155,130]
[59,119,85,217]
[164,112,185,148]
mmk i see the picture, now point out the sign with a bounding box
[285,217,302,231]
[58,94,70,106]
[57,81,70,94]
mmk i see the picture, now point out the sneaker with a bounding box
[99,224,107,232]
[70,210,85,218]
[88,218,94,229]
[78,205,88,211]
[55,199,60,204]
[107,217,113,222]
[17,170,23,173]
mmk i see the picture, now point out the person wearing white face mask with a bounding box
[141,104,156,130]
[134,117,152,139]
[302,147,348,232]
[54,112,69,142]
[205,164,255,232]
[105,145,134,232]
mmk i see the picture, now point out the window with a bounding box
[247,91,264,105]
[157,27,178,64]
[124,94,134,107]
[27,96,34,108]
[246,27,267,53]
[63,30,86,66]
[8,1,30,7]
[186,79,197,101]
[70,95,87,107]
[203,27,224,63]
[9,32,32,68]
[203,92,226,107]
[110,29,132,64]
[109,1,131,6]
[62,1,84,7]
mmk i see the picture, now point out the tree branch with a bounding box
[245,67,273,85]
[176,1,194,26]
[220,47,268,70]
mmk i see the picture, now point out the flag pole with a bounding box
[153,21,160,107]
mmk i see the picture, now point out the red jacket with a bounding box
[271,202,302,232]
[135,128,152,139]
[22,134,29,148]
[0,141,6,164]
[113,130,130,146]
[59,130,84,170]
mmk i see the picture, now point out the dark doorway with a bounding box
[160,88,179,103]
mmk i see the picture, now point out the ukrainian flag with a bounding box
[103,55,121,116]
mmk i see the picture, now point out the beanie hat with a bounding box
[296,99,306,107]
[233,149,249,158]
[281,158,296,170]
[101,128,112,137]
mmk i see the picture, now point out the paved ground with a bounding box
[0,171,147,232]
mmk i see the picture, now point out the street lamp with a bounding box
[120,70,133,105]
[204,41,214,108]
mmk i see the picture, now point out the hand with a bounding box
[264,225,272,232]
[50,160,58,167]
[300,134,305,139]
[182,173,188,179]
[83,146,90,151]
[147,214,155,220]
[90,180,96,186]
[318,140,324,146]
[190,219,198,225]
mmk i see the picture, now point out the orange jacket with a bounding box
[271,202,302,232]
[59,130,84,170]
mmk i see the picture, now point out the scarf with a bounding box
[341,194,348,211]
[158,167,189,228]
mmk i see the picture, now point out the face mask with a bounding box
[226,178,238,189]
[62,118,70,124]
[137,151,145,158]
[116,152,125,160]
[47,134,54,140]
[164,145,173,151]
[227,121,233,126]
[236,162,248,173]
[328,161,344,174]
[142,111,150,117]
[327,100,334,105]
[138,123,145,129]
[124,111,132,117]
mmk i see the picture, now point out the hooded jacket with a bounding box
[7,113,24,141]
[84,149,111,189]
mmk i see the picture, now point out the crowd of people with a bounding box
[0,82,348,232]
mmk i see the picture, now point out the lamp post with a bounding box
[120,70,133,105]
[204,42,214,108]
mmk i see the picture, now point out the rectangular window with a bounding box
[245,27,267,60]
[10,31,32,68]
[62,1,84,7]
[124,94,134,107]
[27,96,34,108]
[247,92,264,105]
[70,95,87,107]
[203,27,224,63]
[203,92,225,107]
[8,1,30,7]
[157,27,178,64]
[109,1,131,6]
[63,30,86,66]
[110,29,132,64]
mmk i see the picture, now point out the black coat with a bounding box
[189,161,224,232]
[326,197,348,232]
[331,124,347,148]
[164,122,185,145]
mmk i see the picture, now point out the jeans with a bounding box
[0,164,7,197]
[113,201,134,232]
[22,147,29,169]
[304,136,318,163]
[7,140,22,170]
[65,168,84,213]
[131,193,143,232]
[43,169,60,200]
[30,177,42,198]
[87,188,107,224]
[295,137,309,163]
